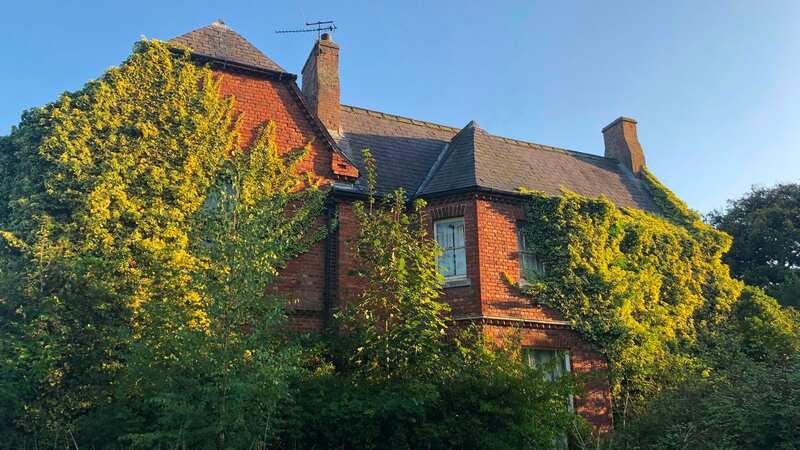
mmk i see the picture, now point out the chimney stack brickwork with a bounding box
[602,117,646,175]
[301,34,341,133]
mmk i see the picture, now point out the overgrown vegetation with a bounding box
[0,40,324,448]
[1,36,797,450]
[0,43,580,449]
[275,150,582,449]
[516,169,800,448]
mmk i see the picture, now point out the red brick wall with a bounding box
[216,69,334,179]
[335,200,366,308]
[475,197,568,322]
[427,196,482,317]
[214,67,333,325]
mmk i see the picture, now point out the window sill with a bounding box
[443,277,471,289]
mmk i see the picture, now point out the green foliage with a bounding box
[616,287,800,449]
[517,181,740,417]
[517,170,800,447]
[280,331,580,450]
[344,149,449,381]
[122,122,325,449]
[0,40,324,448]
[0,39,237,446]
[707,183,800,308]
[277,150,580,449]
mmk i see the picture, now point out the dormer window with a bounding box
[517,223,545,278]
[434,217,467,280]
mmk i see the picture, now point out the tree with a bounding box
[0,39,237,446]
[122,122,325,449]
[0,40,324,448]
[708,183,800,308]
[344,150,450,381]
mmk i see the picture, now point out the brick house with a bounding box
[169,21,659,431]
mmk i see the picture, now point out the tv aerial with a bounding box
[276,21,337,39]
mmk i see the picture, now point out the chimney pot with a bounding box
[321,32,331,41]
[602,116,646,175]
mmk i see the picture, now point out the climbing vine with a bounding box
[517,170,745,419]
[0,39,325,447]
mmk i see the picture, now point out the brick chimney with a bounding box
[602,117,646,175]
[301,33,340,133]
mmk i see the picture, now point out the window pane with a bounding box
[522,253,544,275]
[525,349,570,382]
[518,224,544,276]
[517,227,528,251]
[453,221,465,247]
[454,247,466,276]
[438,250,455,277]
[437,225,453,249]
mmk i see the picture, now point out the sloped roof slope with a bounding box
[169,21,286,73]
[338,105,457,195]
[339,105,656,212]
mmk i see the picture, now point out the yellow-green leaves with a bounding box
[343,149,449,381]
[0,39,241,444]
[518,179,745,418]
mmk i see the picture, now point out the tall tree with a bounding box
[708,183,800,308]
[0,40,237,446]
[0,40,324,448]
[345,150,450,381]
[125,122,325,449]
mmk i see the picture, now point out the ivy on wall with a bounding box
[517,169,745,418]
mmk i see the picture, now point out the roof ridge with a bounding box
[342,104,610,162]
[340,104,461,132]
[481,133,608,161]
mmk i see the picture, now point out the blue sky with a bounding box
[2,1,798,213]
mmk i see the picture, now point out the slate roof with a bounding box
[169,21,286,73]
[338,105,458,195]
[338,105,657,212]
[167,23,657,212]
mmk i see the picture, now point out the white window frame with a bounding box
[517,223,545,278]
[434,217,467,281]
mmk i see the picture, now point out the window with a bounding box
[525,348,574,447]
[524,348,571,382]
[434,217,467,280]
[517,224,545,278]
